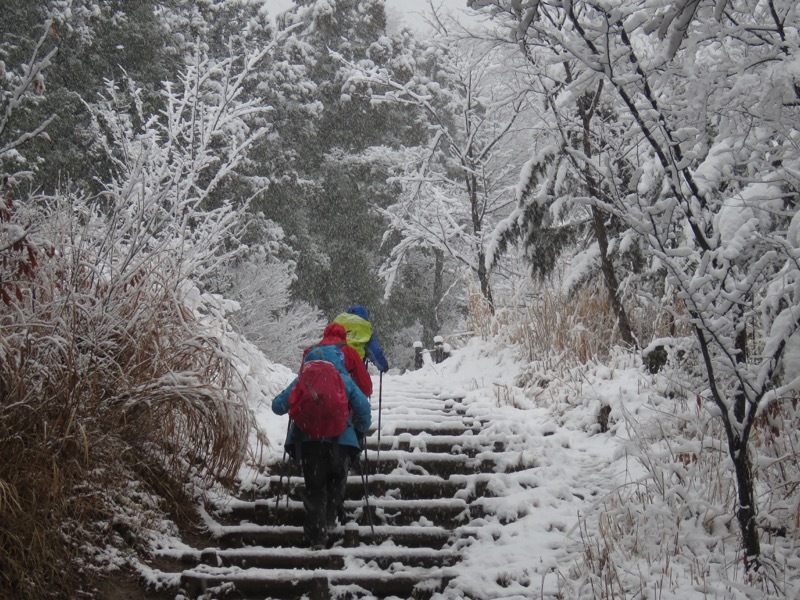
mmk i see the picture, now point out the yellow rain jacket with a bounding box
[332,312,372,360]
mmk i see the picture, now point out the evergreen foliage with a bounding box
[0,0,180,193]
[249,0,428,351]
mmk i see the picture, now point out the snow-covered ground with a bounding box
[147,335,797,599]
[394,340,631,599]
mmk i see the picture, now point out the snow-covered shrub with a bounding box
[0,39,279,597]
[0,227,254,593]
[210,237,325,369]
[556,370,800,599]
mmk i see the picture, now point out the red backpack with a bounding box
[288,359,349,439]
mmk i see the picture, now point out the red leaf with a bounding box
[27,245,37,269]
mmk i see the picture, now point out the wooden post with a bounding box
[413,341,423,369]
[433,336,444,363]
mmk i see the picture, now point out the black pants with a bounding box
[300,442,352,545]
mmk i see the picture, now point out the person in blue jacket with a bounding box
[332,305,389,373]
[272,342,372,549]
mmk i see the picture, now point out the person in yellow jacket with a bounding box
[332,305,389,373]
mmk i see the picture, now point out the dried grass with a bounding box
[558,377,800,598]
[0,258,254,599]
[469,284,622,368]
[469,277,690,372]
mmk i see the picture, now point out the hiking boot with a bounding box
[325,508,340,531]
[326,500,347,531]
[307,534,328,551]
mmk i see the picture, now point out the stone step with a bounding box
[212,524,455,550]
[353,472,493,500]
[240,472,491,508]
[365,434,495,456]
[169,391,511,600]
[264,423,493,468]
[379,400,465,413]
[180,566,454,600]
[378,421,481,437]
[269,450,503,479]
[382,449,490,473]
[378,397,464,409]
[218,496,471,529]
[175,545,459,571]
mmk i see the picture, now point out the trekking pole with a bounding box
[273,449,289,525]
[376,371,383,469]
[358,444,375,536]
[272,420,292,525]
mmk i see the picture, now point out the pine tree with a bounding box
[0,0,180,193]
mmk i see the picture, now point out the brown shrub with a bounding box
[0,257,254,599]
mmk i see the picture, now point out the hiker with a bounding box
[304,323,372,397]
[332,305,390,374]
[271,340,372,549]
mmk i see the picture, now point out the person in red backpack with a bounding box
[304,323,372,397]
[272,338,372,549]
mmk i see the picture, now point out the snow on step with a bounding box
[168,384,540,599]
[212,522,454,547]
[218,496,470,530]
[181,565,454,599]
[176,545,459,571]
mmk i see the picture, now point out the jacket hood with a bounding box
[346,305,368,319]
[321,322,347,343]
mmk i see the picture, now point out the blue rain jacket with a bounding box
[272,343,372,449]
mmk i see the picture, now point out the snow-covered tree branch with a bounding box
[341,24,532,340]
[472,0,800,572]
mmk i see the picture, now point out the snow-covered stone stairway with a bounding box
[170,387,535,599]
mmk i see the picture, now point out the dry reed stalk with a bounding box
[0,254,254,599]
[487,285,621,367]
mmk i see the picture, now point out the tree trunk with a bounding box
[696,325,761,570]
[477,247,494,313]
[730,309,760,568]
[578,85,636,347]
[590,205,636,347]
[422,248,444,347]
[467,170,495,314]
[730,435,761,570]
